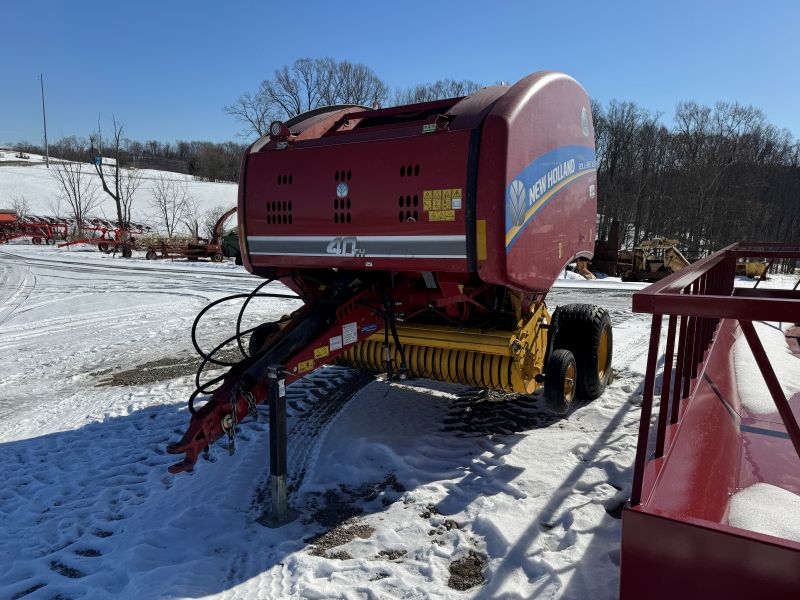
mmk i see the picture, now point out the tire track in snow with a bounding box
[0,263,36,325]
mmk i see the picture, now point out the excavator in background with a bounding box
[617,239,691,282]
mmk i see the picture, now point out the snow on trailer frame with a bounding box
[143,206,236,262]
[622,241,800,599]
[57,218,151,257]
[0,211,69,245]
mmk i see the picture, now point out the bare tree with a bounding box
[181,197,202,240]
[90,117,144,232]
[10,194,31,219]
[394,78,482,105]
[226,57,390,137]
[224,89,275,138]
[151,173,192,237]
[51,161,99,233]
[202,205,230,240]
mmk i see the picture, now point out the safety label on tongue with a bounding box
[343,322,357,345]
[329,335,343,351]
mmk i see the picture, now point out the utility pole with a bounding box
[39,74,49,168]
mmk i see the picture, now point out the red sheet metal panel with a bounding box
[477,72,598,293]
[621,509,800,600]
[239,71,599,293]
[243,130,472,273]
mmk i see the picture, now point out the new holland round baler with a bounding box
[168,71,613,524]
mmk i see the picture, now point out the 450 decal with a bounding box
[326,236,366,257]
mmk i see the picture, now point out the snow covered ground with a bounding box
[0,245,794,599]
[0,161,237,229]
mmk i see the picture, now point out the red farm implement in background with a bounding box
[57,218,151,257]
[0,209,69,245]
[145,207,237,262]
[622,242,800,599]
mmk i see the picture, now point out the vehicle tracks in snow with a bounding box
[0,263,36,325]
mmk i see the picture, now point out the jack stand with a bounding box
[257,366,299,528]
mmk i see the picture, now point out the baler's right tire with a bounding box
[544,348,577,415]
[552,304,613,400]
[32,237,41,245]
[248,322,281,356]
[145,250,157,260]
[98,242,109,253]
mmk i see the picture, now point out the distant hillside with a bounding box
[0,157,237,233]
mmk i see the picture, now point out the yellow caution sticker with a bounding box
[314,345,329,359]
[297,359,315,373]
[422,188,462,214]
[429,210,456,222]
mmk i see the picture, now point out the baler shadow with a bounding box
[467,358,656,599]
[0,376,572,599]
[0,368,613,598]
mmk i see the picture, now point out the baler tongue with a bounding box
[165,283,384,474]
[166,377,246,473]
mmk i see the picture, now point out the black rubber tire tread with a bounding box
[544,348,576,415]
[98,242,109,253]
[248,322,281,356]
[121,247,132,258]
[552,303,613,400]
[145,250,157,260]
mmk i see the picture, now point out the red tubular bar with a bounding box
[622,241,800,599]
[629,314,662,506]
[739,320,800,459]
[655,314,676,457]
[629,242,800,505]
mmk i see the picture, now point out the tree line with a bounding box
[11,56,800,257]
[13,135,246,183]
[592,99,799,257]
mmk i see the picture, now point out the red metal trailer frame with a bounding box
[57,218,150,254]
[622,242,800,599]
[0,213,69,245]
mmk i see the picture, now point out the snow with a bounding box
[0,162,237,229]
[729,483,800,543]
[734,320,800,415]
[0,245,661,598]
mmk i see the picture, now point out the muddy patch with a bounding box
[307,518,374,558]
[303,474,406,559]
[377,549,407,560]
[92,355,198,387]
[447,550,486,591]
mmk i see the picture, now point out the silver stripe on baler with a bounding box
[247,235,467,259]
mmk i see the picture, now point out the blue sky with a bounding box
[3,0,798,144]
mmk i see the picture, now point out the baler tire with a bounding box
[544,348,577,415]
[552,304,613,400]
[121,247,132,258]
[145,250,157,260]
[32,237,41,245]
[248,322,281,356]
[45,237,55,245]
[211,252,224,263]
[98,242,109,253]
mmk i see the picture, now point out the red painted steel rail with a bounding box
[621,242,800,599]
[629,242,800,506]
